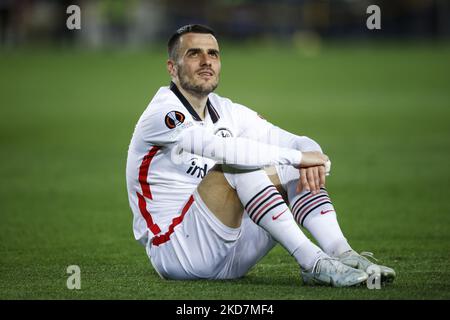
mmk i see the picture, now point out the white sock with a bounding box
[224,168,325,270]
[287,181,352,257]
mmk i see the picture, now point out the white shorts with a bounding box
[147,190,276,280]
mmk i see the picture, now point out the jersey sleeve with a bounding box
[137,103,195,147]
[178,125,303,168]
[233,103,323,152]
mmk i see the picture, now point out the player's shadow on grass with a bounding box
[157,274,299,287]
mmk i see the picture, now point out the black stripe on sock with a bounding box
[293,206,303,223]
[255,201,286,225]
[300,201,333,226]
[291,191,313,210]
[291,188,329,212]
[247,192,280,217]
[244,185,273,211]
[295,194,329,215]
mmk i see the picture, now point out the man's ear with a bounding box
[167,59,177,78]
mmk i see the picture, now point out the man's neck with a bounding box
[174,81,208,120]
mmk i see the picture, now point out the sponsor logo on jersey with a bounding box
[165,111,185,129]
[186,158,208,179]
[214,127,233,138]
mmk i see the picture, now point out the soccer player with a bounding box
[126,24,395,287]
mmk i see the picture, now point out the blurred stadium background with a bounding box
[1,0,450,47]
[0,0,449,299]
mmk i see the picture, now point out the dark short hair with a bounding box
[167,24,216,60]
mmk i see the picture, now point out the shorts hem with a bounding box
[193,190,241,242]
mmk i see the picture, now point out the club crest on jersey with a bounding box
[214,127,233,138]
[165,111,185,129]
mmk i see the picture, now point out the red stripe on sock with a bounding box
[252,195,284,222]
[293,191,327,214]
[247,187,277,213]
[298,197,330,221]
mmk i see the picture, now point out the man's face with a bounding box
[169,33,221,97]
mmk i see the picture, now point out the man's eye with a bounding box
[209,52,218,57]
[189,52,198,57]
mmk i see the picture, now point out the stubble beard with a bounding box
[177,64,219,98]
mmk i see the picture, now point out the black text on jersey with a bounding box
[186,158,208,179]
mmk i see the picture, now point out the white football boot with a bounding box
[337,250,396,284]
[301,257,368,287]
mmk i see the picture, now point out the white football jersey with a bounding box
[126,82,320,246]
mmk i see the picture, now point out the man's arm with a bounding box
[237,107,322,152]
[177,125,328,169]
[235,103,329,194]
[136,102,328,169]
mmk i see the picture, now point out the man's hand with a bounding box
[297,166,326,194]
[297,151,329,194]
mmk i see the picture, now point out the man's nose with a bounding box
[199,52,212,66]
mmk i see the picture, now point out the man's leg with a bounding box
[274,165,352,257]
[197,165,324,271]
[197,165,368,287]
[275,165,396,283]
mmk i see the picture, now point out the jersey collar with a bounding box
[169,81,220,123]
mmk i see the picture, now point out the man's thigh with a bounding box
[196,165,294,228]
[196,165,244,228]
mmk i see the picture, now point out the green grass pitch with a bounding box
[0,42,449,299]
